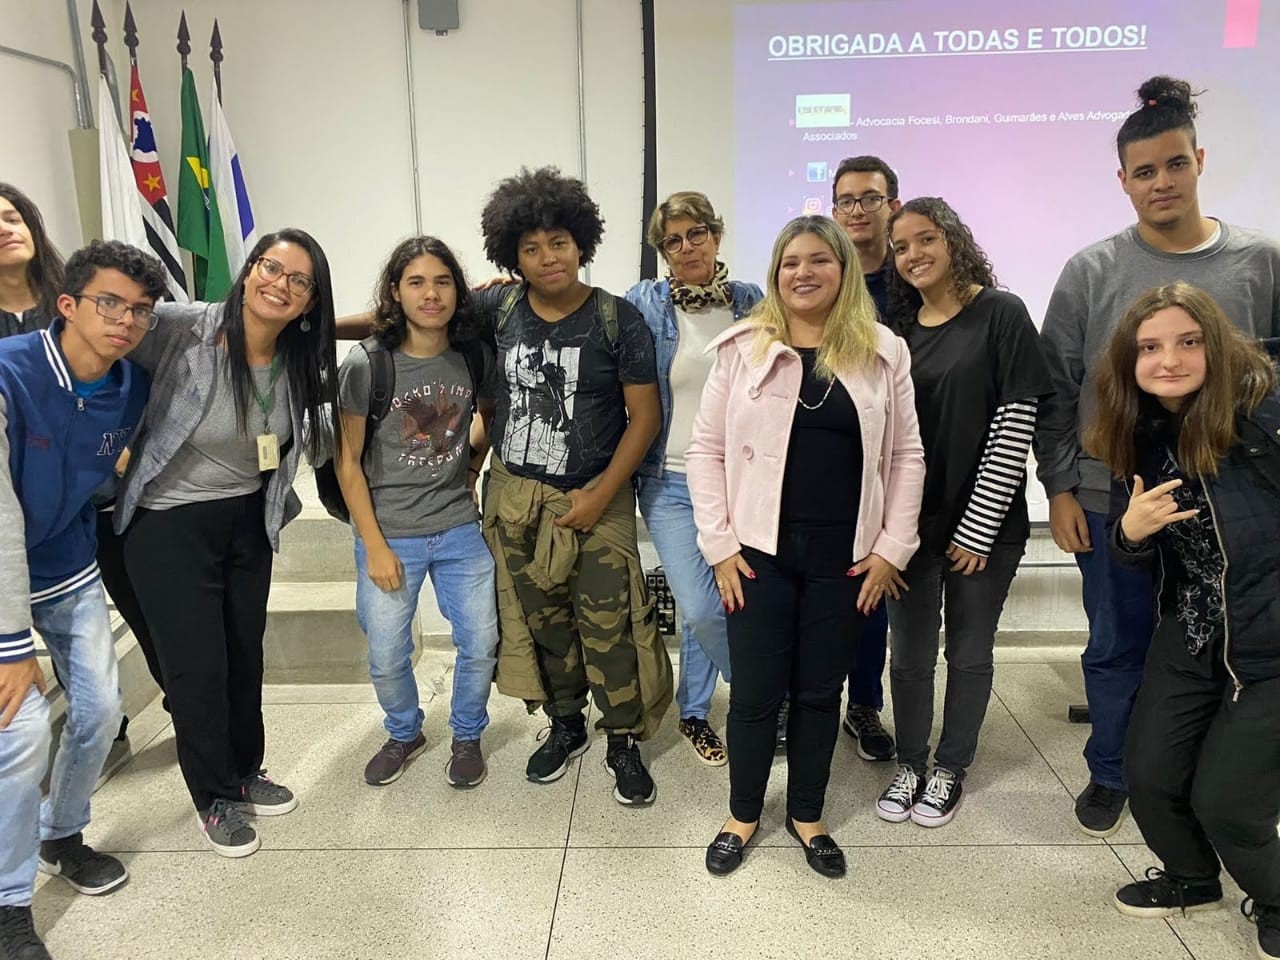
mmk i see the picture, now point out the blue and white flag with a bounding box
[207,78,257,279]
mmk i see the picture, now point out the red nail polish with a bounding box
[747,572,756,580]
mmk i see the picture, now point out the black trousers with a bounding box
[1126,615,1280,904]
[122,491,273,811]
[96,510,165,698]
[727,525,864,823]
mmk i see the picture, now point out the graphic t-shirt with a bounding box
[338,343,492,538]
[904,287,1052,553]
[476,286,657,491]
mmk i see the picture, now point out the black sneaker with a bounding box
[364,733,428,786]
[0,906,51,960]
[526,715,589,783]
[842,704,896,761]
[1242,898,1280,958]
[604,734,656,806]
[775,700,790,754]
[910,767,963,827]
[197,798,260,859]
[37,832,127,895]
[1113,867,1223,918]
[239,769,297,816]
[1075,781,1129,838]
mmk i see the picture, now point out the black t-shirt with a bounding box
[476,286,656,490]
[904,287,1052,553]
[781,347,863,529]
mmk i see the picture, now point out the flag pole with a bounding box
[177,10,190,72]
[123,2,138,65]
[211,20,223,104]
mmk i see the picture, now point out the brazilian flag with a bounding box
[176,66,232,300]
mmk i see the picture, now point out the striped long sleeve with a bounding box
[950,398,1039,558]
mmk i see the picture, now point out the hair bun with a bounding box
[1137,76,1199,118]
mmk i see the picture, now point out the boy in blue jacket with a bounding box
[0,240,162,960]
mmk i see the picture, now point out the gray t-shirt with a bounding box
[338,344,486,538]
[141,350,293,510]
[1035,220,1280,513]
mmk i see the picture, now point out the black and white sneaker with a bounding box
[0,905,51,960]
[37,832,128,895]
[842,705,896,761]
[911,767,962,827]
[1075,781,1129,838]
[604,734,656,806]
[876,764,922,823]
[1113,867,1222,918]
[1242,898,1280,958]
[526,715,589,783]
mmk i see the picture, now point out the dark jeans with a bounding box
[122,491,273,811]
[96,510,165,697]
[1126,617,1280,903]
[847,602,889,710]
[887,542,1023,780]
[727,525,864,824]
[1077,508,1155,790]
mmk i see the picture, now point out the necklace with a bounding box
[797,375,835,411]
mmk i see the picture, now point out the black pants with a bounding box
[122,491,273,811]
[1126,615,1280,904]
[727,526,864,823]
[96,510,165,697]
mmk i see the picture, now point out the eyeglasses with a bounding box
[73,293,158,331]
[660,224,712,255]
[255,257,316,297]
[833,194,889,215]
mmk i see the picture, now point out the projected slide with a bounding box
[732,0,1279,326]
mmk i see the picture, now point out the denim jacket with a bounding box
[625,277,763,478]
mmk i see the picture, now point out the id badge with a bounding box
[256,433,281,471]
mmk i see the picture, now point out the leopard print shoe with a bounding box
[679,717,728,767]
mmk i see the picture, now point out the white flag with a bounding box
[207,79,257,279]
[97,74,149,252]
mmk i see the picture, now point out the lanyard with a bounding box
[251,355,284,432]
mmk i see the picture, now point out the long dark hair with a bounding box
[0,182,65,319]
[1085,282,1275,479]
[371,236,482,351]
[219,227,338,462]
[885,197,996,332]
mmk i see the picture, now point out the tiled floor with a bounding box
[32,648,1260,960]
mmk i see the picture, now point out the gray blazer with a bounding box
[113,301,306,550]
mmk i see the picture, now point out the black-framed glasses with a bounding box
[73,293,158,331]
[833,194,889,215]
[255,257,316,296]
[660,224,712,255]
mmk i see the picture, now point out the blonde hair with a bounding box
[748,216,879,378]
[645,191,724,258]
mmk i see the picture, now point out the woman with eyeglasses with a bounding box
[114,229,339,858]
[625,191,762,767]
[875,198,1052,828]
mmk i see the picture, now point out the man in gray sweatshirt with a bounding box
[1035,76,1280,841]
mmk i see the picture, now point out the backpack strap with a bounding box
[360,335,395,460]
[495,282,526,334]
[455,338,488,413]
[594,287,619,347]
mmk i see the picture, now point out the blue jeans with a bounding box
[847,602,889,710]
[0,688,51,907]
[355,523,499,742]
[636,472,730,721]
[1077,508,1155,790]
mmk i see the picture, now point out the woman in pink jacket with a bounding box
[687,215,925,878]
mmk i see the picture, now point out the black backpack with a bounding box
[315,335,488,523]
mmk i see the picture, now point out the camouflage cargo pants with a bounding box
[494,522,644,736]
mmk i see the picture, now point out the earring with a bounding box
[300,318,311,332]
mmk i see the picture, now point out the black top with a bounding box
[781,347,863,529]
[864,255,892,319]
[903,288,1053,552]
[476,286,656,491]
[0,307,52,339]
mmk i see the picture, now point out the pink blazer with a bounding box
[685,321,925,570]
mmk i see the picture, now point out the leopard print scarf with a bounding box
[668,260,731,311]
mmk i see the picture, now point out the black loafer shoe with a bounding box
[786,817,846,878]
[705,829,755,876]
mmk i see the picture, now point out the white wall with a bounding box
[2,0,644,313]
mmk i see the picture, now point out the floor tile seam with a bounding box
[989,685,1078,798]
[546,707,592,960]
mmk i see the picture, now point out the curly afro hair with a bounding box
[480,166,605,274]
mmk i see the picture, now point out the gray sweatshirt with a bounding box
[1034,221,1280,513]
